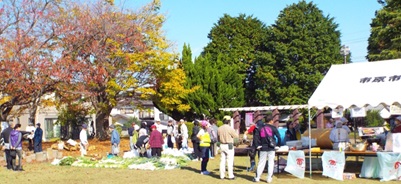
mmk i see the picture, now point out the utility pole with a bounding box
[340,45,350,64]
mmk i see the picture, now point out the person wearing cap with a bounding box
[218,118,239,180]
[197,120,212,175]
[391,116,401,133]
[149,124,164,157]
[109,124,120,156]
[179,119,189,151]
[329,121,350,150]
[79,124,89,156]
[341,117,352,133]
[25,122,35,151]
[33,123,43,153]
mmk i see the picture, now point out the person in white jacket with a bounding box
[25,123,35,151]
[80,124,89,156]
[179,119,188,151]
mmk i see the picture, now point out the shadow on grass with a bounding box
[181,165,256,181]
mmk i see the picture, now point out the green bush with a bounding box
[186,122,194,137]
[216,120,223,127]
[366,110,383,127]
[115,125,123,136]
[123,117,140,128]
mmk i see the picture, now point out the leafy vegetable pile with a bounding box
[53,155,190,170]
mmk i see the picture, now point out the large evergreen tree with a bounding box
[202,14,267,106]
[254,1,343,105]
[367,0,401,61]
[181,44,244,120]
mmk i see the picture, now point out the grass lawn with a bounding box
[1,154,399,184]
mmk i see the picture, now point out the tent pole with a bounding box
[308,107,312,178]
[354,117,357,143]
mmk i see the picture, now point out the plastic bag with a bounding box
[322,151,345,181]
[377,152,401,181]
[284,150,305,179]
[359,157,382,178]
[392,133,401,152]
[112,144,119,155]
[385,132,393,151]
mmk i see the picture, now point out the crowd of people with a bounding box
[0,122,43,171]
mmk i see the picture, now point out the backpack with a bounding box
[259,125,276,148]
[208,128,217,143]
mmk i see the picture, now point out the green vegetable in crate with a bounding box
[59,156,76,166]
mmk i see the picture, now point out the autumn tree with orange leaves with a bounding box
[0,0,74,124]
[55,0,193,139]
[0,0,193,139]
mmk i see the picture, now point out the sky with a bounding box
[122,0,383,63]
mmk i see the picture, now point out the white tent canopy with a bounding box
[308,58,401,109]
[307,59,401,177]
[219,105,308,112]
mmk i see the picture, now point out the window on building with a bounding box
[139,109,154,119]
[159,113,169,121]
[45,118,60,139]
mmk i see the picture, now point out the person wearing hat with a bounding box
[33,123,43,153]
[391,116,401,133]
[80,124,89,156]
[149,124,164,157]
[218,118,239,180]
[25,122,35,151]
[197,120,212,175]
[329,121,350,150]
[109,124,120,156]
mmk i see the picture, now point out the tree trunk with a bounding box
[28,104,39,125]
[96,111,110,141]
[0,106,12,122]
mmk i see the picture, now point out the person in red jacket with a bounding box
[149,125,164,157]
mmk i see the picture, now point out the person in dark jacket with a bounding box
[191,120,201,160]
[128,122,137,150]
[285,121,298,142]
[136,122,149,157]
[9,123,23,171]
[243,119,264,172]
[253,116,281,183]
[33,123,43,153]
[166,120,175,149]
[1,122,15,170]
[149,125,164,157]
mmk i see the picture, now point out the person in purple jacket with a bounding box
[9,123,23,171]
[149,125,164,157]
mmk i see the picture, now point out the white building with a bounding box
[5,99,173,141]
